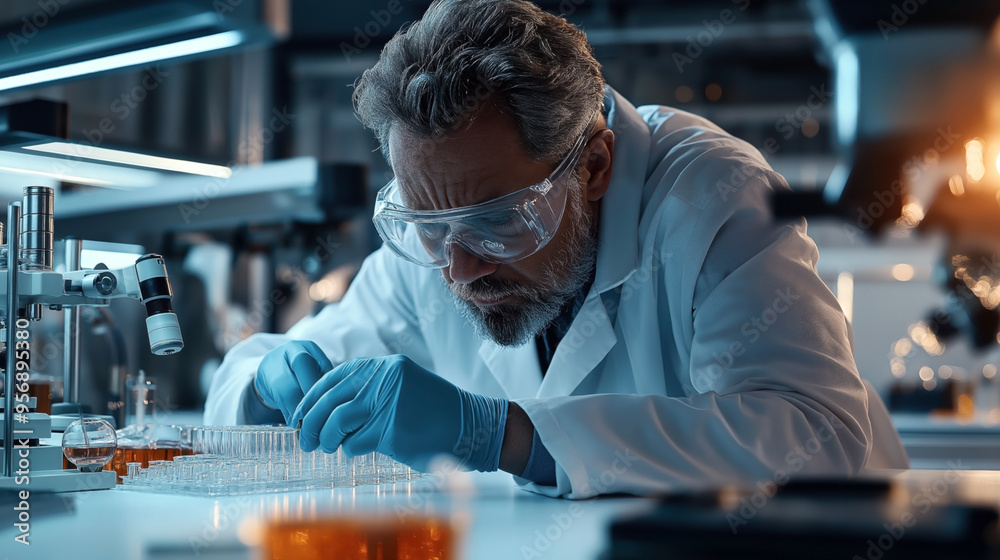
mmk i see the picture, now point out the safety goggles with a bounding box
[373,122,593,268]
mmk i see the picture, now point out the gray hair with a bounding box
[353,0,605,165]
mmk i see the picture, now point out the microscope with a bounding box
[774,1,1000,350]
[0,186,183,491]
[768,1,1000,417]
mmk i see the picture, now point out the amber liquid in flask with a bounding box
[63,445,117,470]
[69,445,194,481]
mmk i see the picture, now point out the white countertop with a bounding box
[891,413,1000,470]
[0,470,654,560]
[6,409,1000,560]
[7,466,1000,560]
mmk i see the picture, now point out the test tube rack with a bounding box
[119,426,419,497]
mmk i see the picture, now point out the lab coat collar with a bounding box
[479,88,649,399]
[476,292,618,399]
[531,89,647,396]
[592,87,647,294]
[537,290,618,397]
[478,339,543,399]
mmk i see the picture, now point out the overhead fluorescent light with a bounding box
[833,42,859,150]
[0,165,113,187]
[0,30,244,92]
[0,151,160,188]
[24,142,231,178]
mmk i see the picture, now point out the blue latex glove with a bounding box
[290,355,508,472]
[255,341,334,424]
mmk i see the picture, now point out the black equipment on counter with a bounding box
[607,477,999,560]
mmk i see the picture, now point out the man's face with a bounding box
[388,108,600,347]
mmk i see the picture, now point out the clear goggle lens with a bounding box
[373,176,567,268]
[372,114,595,268]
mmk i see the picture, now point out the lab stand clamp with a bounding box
[0,186,184,492]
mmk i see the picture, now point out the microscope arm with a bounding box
[8,254,185,356]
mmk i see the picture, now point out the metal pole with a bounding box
[21,187,52,322]
[4,202,21,477]
[63,238,82,404]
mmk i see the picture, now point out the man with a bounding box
[205,0,907,498]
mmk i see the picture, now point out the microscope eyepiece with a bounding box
[20,186,53,271]
[135,254,183,355]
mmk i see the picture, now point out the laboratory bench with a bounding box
[7,468,1000,559]
[5,409,1000,559]
[0,470,652,560]
[893,413,1000,470]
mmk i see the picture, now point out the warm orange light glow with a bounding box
[801,119,820,138]
[897,197,925,227]
[949,175,965,196]
[891,264,915,281]
[308,280,333,302]
[908,321,945,356]
[966,138,986,182]
[957,392,974,420]
[263,517,454,560]
[675,86,693,103]
[705,83,722,102]
[890,358,906,378]
[836,272,853,323]
[893,338,912,356]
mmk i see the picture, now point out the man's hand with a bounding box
[255,341,334,423]
[291,355,508,472]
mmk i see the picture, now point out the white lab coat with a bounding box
[205,88,908,498]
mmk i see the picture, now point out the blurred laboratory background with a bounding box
[2,0,1000,467]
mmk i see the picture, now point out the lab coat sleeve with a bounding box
[515,170,876,499]
[204,245,428,425]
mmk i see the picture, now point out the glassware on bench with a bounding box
[62,418,118,472]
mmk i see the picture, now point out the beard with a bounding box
[446,188,598,347]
